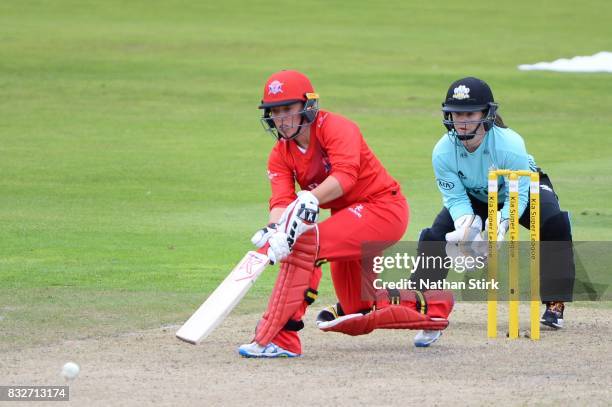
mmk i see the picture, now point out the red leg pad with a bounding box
[374,290,454,320]
[254,228,319,345]
[318,305,449,336]
[420,290,454,320]
[318,290,453,336]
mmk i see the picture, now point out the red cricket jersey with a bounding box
[267,110,401,211]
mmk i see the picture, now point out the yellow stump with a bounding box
[487,169,540,341]
[508,173,520,339]
[529,172,540,340]
[487,172,498,338]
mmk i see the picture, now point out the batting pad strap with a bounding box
[255,228,319,345]
[304,288,318,305]
[283,319,305,331]
[387,288,401,305]
[316,305,449,336]
[414,290,427,315]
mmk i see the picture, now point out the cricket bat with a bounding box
[176,250,269,344]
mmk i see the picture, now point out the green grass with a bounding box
[1,0,611,348]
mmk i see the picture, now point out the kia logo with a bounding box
[437,179,455,190]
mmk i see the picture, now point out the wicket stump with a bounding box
[487,170,540,340]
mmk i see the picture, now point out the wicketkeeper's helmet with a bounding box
[442,77,498,140]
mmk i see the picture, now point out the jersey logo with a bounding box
[268,80,284,95]
[437,179,455,190]
[267,169,279,180]
[317,113,328,128]
[452,85,470,100]
[348,204,364,219]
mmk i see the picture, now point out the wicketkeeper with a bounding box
[415,77,575,332]
[239,70,453,358]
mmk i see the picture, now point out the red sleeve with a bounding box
[267,145,296,210]
[320,115,361,193]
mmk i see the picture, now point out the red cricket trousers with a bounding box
[271,192,409,353]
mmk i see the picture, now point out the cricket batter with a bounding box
[417,77,575,332]
[239,70,453,357]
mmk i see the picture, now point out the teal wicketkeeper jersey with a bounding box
[432,126,537,221]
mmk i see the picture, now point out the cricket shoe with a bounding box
[316,303,344,325]
[238,341,300,358]
[413,330,442,347]
[540,301,564,329]
[315,303,366,330]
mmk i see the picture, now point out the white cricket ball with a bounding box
[61,362,80,380]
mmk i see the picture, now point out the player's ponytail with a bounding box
[494,114,507,128]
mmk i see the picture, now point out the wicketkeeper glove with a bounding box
[484,211,510,244]
[445,240,489,273]
[445,214,484,243]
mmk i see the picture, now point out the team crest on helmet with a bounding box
[268,80,284,95]
[452,85,470,100]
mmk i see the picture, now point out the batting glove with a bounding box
[250,223,279,248]
[267,231,291,265]
[278,191,319,249]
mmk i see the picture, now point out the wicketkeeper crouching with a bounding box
[238,70,454,358]
[415,77,575,331]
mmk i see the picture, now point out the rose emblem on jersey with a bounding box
[268,80,284,95]
[452,85,470,100]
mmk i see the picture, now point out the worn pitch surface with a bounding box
[3,303,610,406]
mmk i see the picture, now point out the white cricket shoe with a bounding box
[238,341,300,358]
[413,330,442,347]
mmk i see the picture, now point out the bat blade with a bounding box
[176,250,269,344]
